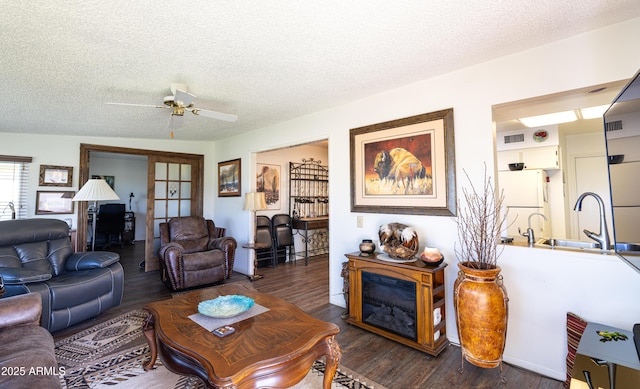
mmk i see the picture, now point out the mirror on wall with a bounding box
[492,80,628,246]
[604,68,640,273]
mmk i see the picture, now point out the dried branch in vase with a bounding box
[455,164,508,269]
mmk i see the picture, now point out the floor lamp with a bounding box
[243,192,268,280]
[73,179,120,251]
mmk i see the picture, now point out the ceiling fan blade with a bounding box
[191,108,238,122]
[106,102,166,109]
[174,89,196,107]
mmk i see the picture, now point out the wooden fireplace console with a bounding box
[344,252,448,356]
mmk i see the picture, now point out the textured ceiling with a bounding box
[1,1,639,141]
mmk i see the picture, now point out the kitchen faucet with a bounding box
[573,192,611,250]
[520,212,547,245]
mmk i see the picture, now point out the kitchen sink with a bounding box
[536,238,600,249]
[536,239,640,252]
[614,242,640,252]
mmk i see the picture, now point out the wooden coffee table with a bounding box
[143,283,341,389]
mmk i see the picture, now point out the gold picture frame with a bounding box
[39,165,73,187]
[350,108,456,216]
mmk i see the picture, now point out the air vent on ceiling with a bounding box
[605,120,623,132]
[503,133,525,144]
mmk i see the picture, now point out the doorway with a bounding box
[254,139,329,268]
[78,144,204,271]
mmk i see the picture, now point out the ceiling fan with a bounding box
[107,84,237,136]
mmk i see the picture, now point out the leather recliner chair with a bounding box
[158,216,237,291]
[0,218,124,333]
[0,292,61,388]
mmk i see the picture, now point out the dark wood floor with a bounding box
[53,243,565,389]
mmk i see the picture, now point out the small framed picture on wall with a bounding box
[218,158,241,197]
[39,165,73,187]
[257,163,281,209]
[35,191,75,215]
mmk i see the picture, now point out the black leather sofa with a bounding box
[0,219,124,332]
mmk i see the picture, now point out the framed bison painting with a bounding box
[350,108,456,216]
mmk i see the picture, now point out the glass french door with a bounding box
[145,155,203,271]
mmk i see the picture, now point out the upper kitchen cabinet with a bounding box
[496,125,561,171]
[497,145,560,171]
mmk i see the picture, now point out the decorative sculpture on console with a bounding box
[378,222,419,259]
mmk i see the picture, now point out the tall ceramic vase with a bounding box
[454,261,509,371]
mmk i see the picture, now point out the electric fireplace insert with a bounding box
[362,271,417,341]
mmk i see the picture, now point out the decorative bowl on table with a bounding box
[421,255,444,267]
[198,295,255,318]
[420,247,444,267]
[359,239,376,256]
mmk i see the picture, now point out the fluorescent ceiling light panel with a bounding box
[580,105,609,119]
[519,110,577,127]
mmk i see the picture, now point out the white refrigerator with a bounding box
[498,169,551,240]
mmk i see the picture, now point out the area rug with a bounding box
[56,310,388,389]
[55,310,149,367]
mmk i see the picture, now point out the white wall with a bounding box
[213,18,640,380]
[90,154,147,241]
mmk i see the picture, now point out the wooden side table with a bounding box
[242,242,270,280]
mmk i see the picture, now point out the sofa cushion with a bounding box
[0,218,68,246]
[0,246,21,268]
[13,241,53,275]
[46,237,73,276]
[47,267,116,310]
[0,219,72,277]
[65,251,120,271]
[168,217,210,253]
[0,324,61,388]
[0,267,52,285]
[182,250,225,271]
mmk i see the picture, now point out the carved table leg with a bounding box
[142,313,158,371]
[322,336,342,389]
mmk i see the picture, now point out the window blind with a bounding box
[0,155,32,221]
